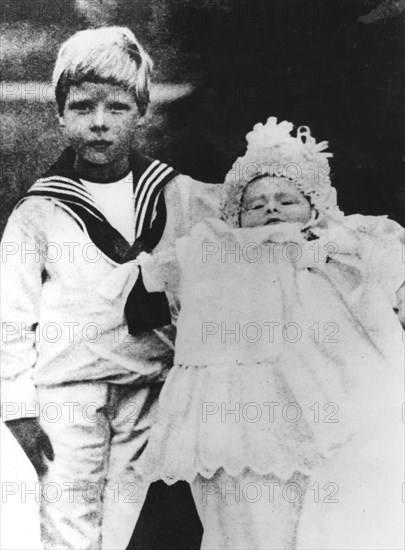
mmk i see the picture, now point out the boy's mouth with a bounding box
[265,218,282,225]
[88,140,113,150]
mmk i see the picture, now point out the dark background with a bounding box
[1,0,404,230]
[1,1,404,548]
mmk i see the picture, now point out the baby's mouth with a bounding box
[265,218,282,225]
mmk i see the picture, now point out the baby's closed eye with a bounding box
[281,200,297,206]
[244,201,265,210]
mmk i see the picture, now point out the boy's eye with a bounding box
[109,102,131,113]
[249,203,264,211]
[69,101,92,113]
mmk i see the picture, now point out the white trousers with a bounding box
[191,468,308,550]
[37,381,161,550]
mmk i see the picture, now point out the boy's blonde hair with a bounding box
[53,27,153,116]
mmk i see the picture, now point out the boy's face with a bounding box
[240,176,312,228]
[59,81,140,171]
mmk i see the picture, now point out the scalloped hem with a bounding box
[137,457,320,485]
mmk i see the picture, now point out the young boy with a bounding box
[0,27,220,550]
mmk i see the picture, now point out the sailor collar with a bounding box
[19,147,179,264]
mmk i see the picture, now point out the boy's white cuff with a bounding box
[137,252,166,293]
[1,374,39,421]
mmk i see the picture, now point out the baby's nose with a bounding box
[266,200,279,213]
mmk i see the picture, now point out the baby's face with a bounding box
[240,176,312,228]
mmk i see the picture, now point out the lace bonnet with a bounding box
[220,117,343,227]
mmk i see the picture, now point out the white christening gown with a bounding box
[139,215,404,549]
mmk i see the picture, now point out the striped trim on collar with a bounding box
[24,175,107,222]
[133,160,177,238]
[19,155,178,263]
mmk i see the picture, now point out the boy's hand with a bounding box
[395,283,405,329]
[5,417,54,476]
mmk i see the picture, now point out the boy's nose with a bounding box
[90,106,108,131]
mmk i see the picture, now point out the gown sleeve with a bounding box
[341,214,404,311]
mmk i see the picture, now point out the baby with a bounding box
[240,174,312,227]
[138,117,404,550]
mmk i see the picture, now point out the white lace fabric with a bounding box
[138,216,404,483]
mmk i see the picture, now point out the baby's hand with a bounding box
[5,417,54,476]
